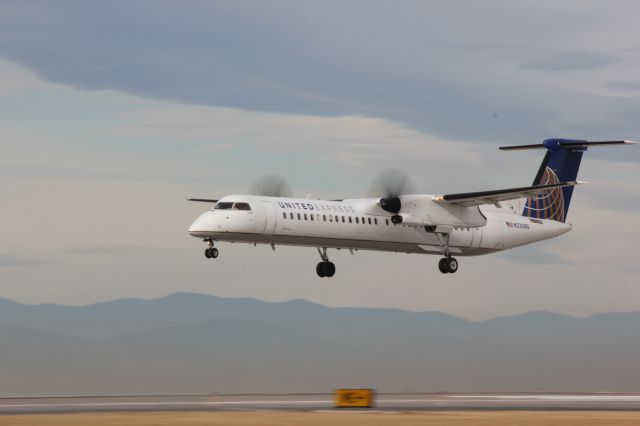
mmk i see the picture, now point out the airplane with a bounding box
[188,139,636,277]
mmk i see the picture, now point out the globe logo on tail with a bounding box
[523,167,565,222]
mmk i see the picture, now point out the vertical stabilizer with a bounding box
[524,139,584,222]
[499,139,637,222]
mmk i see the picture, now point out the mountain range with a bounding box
[1,292,639,395]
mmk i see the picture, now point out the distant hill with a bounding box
[1,293,639,395]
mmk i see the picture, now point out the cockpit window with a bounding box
[233,202,251,211]
[214,202,234,210]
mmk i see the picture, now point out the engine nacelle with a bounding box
[380,197,401,214]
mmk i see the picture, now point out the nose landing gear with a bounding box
[316,247,336,278]
[203,239,219,259]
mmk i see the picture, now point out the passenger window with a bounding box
[310,214,314,221]
[304,213,308,220]
[367,218,372,225]
[329,215,333,222]
[362,217,365,224]
[214,202,234,210]
[323,215,326,221]
[297,213,301,220]
[342,216,345,223]
[234,202,251,211]
[374,218,378,225]
[385,219,389,226]
[283,212,286,219]
[355,217,359,224]
[290,212,294,219]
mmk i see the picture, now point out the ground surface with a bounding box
[4,393,640,413]
[2,411,640,426]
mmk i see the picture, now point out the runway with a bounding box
[2,393,640,414]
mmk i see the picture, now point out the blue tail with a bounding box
[500,138,636,222]
[522,139,585,222]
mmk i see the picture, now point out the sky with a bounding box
[1,0,639,319]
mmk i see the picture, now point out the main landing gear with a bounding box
[203,239,219,259]
[438,257,458,274]
[316,247,336,278]
[435,232,458,274]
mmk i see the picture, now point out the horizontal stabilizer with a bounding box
[188,198,219,203]
[433,181,584,207]
[500,139,639,151]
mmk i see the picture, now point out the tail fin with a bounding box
[500,139,637,222]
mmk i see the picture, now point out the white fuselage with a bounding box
[188,195,571,256]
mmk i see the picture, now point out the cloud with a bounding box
[2,2,640,144]
[63,246,182,256]
[524,51,618,72]
[0,254,40,267]
[585,186,640,213]
[111,105,484,172]
[199,143,233,154]
[0,59,490,195]
[496,244,573,266]
[574,158,640,212]
[606,81,640,92]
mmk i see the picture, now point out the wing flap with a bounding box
[433,181,584,207]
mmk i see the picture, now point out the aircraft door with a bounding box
[262,201,277,235]
[470,227,483,248]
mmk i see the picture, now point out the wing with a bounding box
[187,198,219,203]
[432,181,584,207]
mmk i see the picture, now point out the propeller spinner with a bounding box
[368,170,415,224]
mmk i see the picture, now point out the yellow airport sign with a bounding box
[334,389,374,408]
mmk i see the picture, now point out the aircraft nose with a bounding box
[188,221,198,234]
[188,213,211,236]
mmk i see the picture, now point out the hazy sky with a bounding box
[1,1,639,319]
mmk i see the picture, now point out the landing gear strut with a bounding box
[316,247,336,278]
[435,232,458,274]
[203,239,219,259]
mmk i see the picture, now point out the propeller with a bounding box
[367,170,415,223]
[249,174,293,197]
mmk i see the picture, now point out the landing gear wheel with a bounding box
[439,257,458,273]
[325,262,336,277]
[316,261,335,278]
[438,258,449,274]
[446,257,458,273]
[315,247,336,278]
[204,247,219,259]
